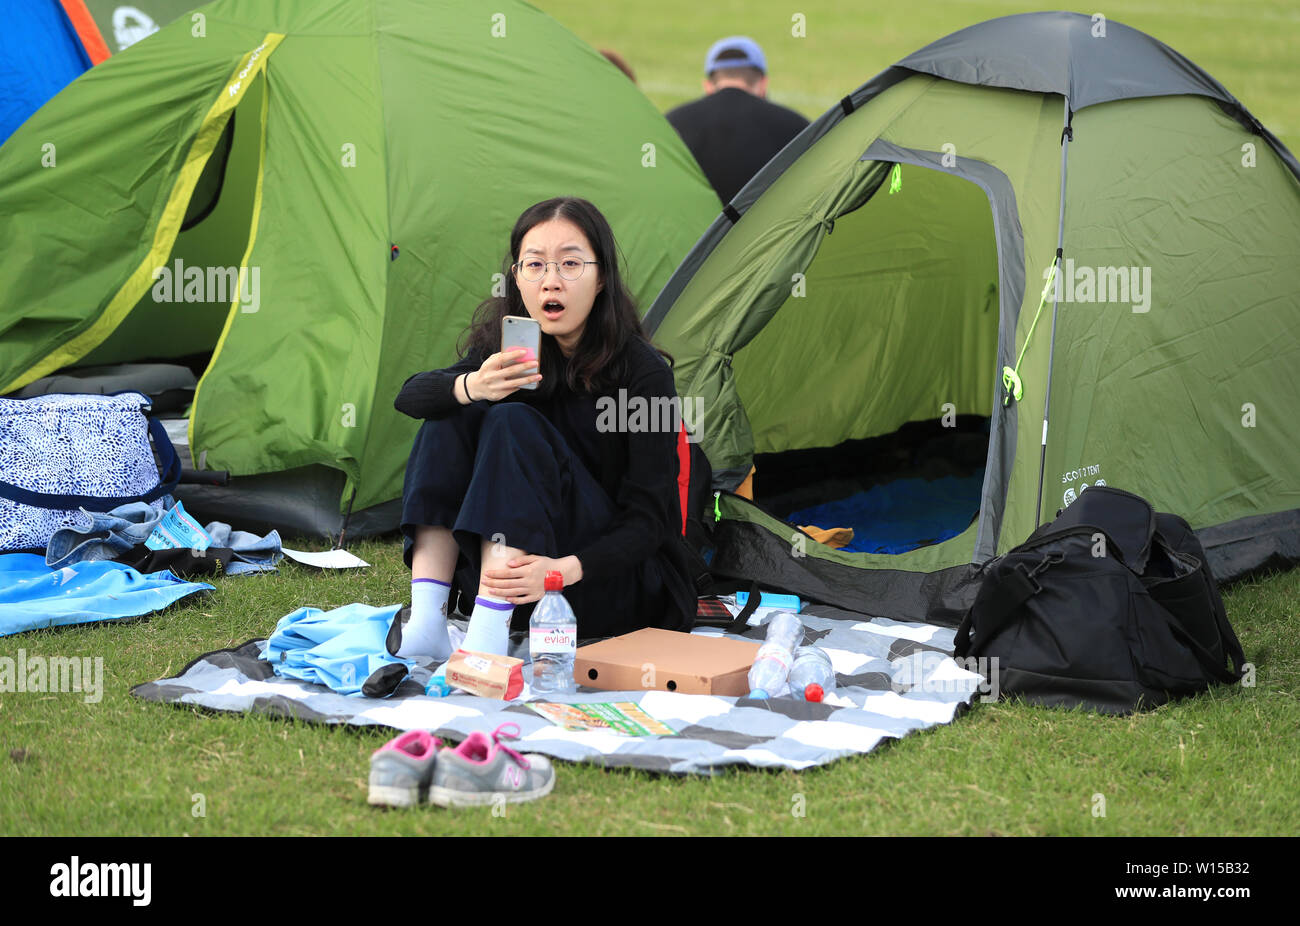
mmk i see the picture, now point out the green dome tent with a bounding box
[645,11,1300,622]
[0,0,720,536]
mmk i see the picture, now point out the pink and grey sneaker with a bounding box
[429,723,555,808]
[368,730,441,808]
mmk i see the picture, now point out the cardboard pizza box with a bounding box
[574,628,761,696]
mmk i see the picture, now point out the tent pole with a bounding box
[337,488,357,551]
[1035,95,1073,526]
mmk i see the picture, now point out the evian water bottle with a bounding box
[529,571,577,693]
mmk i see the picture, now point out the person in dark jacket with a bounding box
[393,197,696,660]
[666,36,809,205]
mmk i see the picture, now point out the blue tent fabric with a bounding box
[0,553,212,636]
[787,472,985,554]
[0,1,92,142]
[263,604,416,698]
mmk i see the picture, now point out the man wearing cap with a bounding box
[666,36,810,205]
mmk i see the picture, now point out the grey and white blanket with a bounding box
[132,606,989,775]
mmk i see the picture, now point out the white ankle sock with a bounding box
[397,578,452,660]
[460,595,514,656]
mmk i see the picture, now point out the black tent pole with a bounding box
[1035,95,1073,526]
[336,488,357,551]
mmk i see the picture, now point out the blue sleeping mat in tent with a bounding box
[787,471,985,554]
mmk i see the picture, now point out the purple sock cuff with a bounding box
[412,578,451,588]
[474,595,514,611]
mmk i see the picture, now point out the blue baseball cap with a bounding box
[704,36,767,76]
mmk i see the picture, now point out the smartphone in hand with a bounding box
[501,315,541,391]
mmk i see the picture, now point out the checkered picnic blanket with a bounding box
[131,605,985,774]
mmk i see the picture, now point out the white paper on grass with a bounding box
[281,547,370,569]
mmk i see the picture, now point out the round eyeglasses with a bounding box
[512,257,598,282]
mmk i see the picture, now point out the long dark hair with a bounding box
[459,197,666,394]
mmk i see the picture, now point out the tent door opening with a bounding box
[732,155,1006,555]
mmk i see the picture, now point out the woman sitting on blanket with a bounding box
[393,197,696,660]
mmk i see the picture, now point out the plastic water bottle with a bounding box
[788,646,836,702]
[529,571,577,693]
[747,611,803,698]
[426,664,450,697]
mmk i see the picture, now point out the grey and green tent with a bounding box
[646,12,1300,622]
[0,0,719,536]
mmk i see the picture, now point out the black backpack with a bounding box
[954,486,1247,714]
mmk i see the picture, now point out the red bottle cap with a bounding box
[544,571,564,591]
[804,683,824,702]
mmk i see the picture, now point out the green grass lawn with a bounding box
[3,538,1297,836]
[539,0,1299,153]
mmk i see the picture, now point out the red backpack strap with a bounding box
[676,426,690,537]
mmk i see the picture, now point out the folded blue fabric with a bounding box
[263,603,413,697]
[45,505,282,575]
[204,521,282,576]
[45,502,164,568]
[0,553,213,637]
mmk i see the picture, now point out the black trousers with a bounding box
[400,402,666,638]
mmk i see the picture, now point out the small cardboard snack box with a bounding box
[445,649,525,700]
[574,628,761,696]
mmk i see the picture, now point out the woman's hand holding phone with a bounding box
[465,349,541,401]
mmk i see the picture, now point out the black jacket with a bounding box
[667,87,809,204]
[395,338,697,631]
